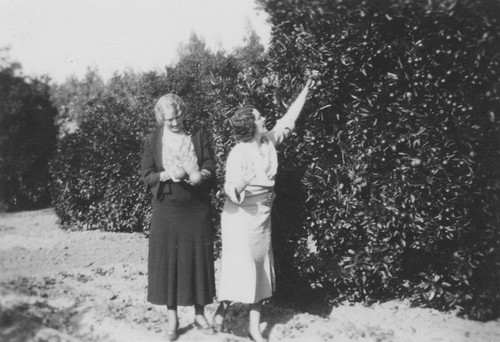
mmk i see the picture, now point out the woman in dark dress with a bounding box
[141,94,216,341]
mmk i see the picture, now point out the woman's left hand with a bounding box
[200,169,211,180]
[184,169,211,186]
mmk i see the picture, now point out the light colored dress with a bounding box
[218,116,295,303]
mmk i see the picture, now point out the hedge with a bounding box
[49,1,500,320]
[258,0,500,320]
[0,62,58,211]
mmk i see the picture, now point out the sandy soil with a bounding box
[1,209,499,342]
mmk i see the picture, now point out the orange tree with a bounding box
[257,0,500,320]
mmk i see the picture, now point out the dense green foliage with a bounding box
[0,55,58,211]
[50,68,105,135]
[258,0,500,320]
[49,72,160,231]
[48,1,500,321]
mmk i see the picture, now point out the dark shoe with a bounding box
[212,315,224,333]
[166,322,179,341]
[212,303,229,333]
[248,332,268,342]
[166,329,177,341]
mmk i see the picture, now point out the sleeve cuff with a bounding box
[224,182,245,204]
[201,169,211,180]
[159,171,171,182]
[277,117,295,135]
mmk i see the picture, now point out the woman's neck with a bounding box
[245,136,262,148]
[164,127,184,136]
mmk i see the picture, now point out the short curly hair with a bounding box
[154,94,186,124]
[229,105,259,142]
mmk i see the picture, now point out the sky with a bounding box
[0,0,271,83]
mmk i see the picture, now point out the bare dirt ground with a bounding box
[1,209,499,342]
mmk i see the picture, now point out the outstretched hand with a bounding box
[306,78,316,89]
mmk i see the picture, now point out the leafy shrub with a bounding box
[258,0,500,320]
[0,59,58,211]
[49,72,159,231]
[50,68,105,135]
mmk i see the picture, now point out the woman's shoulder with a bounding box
[225,143,245,160]
[190,127,210,141]
[226,143,249,168]
[264,117,294,147]
[145,127,162,142]
[229,142,246,153]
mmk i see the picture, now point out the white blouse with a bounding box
[224,116,295,203]
[161,129,199,179]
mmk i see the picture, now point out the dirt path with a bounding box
[1,209,499,342]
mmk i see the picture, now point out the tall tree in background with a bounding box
[233,22,266,68]
[50,67,104,135]
[0,51,58,210]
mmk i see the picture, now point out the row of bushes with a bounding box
[0,58,58,211]
[45,0,500,320]
[49,36,252,232]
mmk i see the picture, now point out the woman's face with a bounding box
[162,107,184,133]
[253,109,267,137]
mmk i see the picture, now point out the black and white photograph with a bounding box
[1,0,499,341]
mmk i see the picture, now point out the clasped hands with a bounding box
[159,169,210,186]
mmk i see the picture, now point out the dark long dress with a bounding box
[141,127,216,306]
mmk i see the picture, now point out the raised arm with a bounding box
[281,78,314,125]
[267,79,315,146]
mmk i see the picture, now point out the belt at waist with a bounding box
[227,190,276,207]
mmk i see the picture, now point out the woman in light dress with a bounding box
[213,79,314,342]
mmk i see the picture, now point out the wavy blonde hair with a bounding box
[154,94,186,124]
